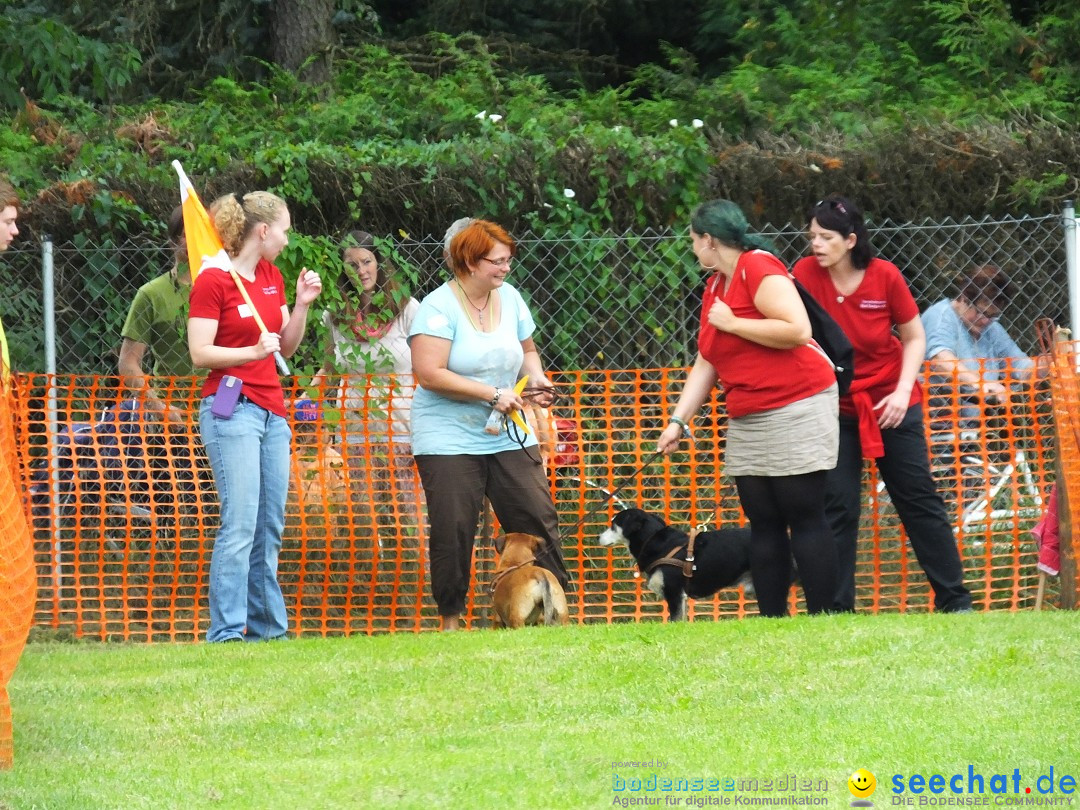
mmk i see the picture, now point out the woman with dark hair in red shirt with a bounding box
[792,194,972,613]
[658,199,839,617]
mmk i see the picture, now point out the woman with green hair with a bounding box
[657,199,839,617]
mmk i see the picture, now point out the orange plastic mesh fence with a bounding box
[0,378,36,767]
[8,362,1063,641]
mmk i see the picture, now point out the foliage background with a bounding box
[1,0,1079,375]
[4,0,1080,236]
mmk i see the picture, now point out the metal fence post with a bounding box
[42,235,56,378]
[41,235,62,591]
[1064,200,1078,341]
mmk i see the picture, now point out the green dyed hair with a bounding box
[690,199,776,254]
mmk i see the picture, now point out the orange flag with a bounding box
[171,160,290,374]
[171,160,232,279]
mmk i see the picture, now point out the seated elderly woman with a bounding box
[921,264,1037,429]
[920,264,1047,510]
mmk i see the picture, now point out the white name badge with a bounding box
[237,304,253,318]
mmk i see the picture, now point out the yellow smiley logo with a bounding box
[848,769,877,798]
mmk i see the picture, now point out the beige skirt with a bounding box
[724,384,839,477]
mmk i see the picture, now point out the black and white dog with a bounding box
[598,508,752,620]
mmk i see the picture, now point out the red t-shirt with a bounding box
[791,255,922,417]
[189,259,288,417]
[699,250,836,418]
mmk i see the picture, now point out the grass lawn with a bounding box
[0,612,1077,810]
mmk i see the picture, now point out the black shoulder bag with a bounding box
[792,277,855,396]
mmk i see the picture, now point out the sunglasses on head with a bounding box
[816,198,848,215]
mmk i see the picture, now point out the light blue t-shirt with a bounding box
[408,281,538,455]
[921,298,1033,382]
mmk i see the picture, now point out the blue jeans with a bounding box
[200,396,292,642]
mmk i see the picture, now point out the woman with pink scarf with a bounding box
[311,231,422,539]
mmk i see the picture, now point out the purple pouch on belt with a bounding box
[211,375,243,418]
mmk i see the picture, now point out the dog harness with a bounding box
[643,528,699,580]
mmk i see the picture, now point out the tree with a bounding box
[0,6,141,108]
[0,0,365,105]
[269,0,338,84]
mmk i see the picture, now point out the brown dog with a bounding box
[491,532,569,628]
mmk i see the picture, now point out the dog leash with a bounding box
[520,386,569,407]
[560,449,665,542]
[503,388,665,541]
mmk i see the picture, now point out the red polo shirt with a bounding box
[189,259,288,417]
[792,255,922,417]
[699,250,835,418]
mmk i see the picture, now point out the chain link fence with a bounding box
[0,209,1071,375]
[3,206,1075,637]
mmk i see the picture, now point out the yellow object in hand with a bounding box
[509,376,529,434]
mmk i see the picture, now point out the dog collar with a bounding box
[488,558,536,594]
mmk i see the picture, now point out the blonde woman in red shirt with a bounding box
[792,194,972,613]
[189,191,323,642]
[658,199,839,617]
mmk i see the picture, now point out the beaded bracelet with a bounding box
[490,388,503,408]
[669,414,692,438]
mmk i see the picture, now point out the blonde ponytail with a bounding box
[210,191,287,257]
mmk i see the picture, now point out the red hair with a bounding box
[448,220,515,278]
[0,177,19,211]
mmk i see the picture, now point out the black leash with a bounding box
[520,386,569,408]
[497,386,663,540]
[559,449,665,542]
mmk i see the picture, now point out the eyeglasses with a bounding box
[969,299,1001,322]
[481,256,512,268]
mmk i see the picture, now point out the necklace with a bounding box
[456,280,491,327]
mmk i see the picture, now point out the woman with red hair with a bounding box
[409,219,570,630]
